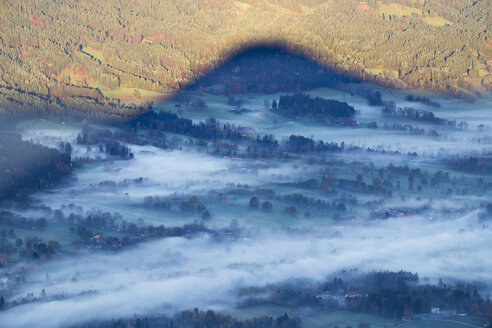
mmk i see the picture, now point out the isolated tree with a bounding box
[132,89,141,99]
[249,196,259,209]
[261,201,273,212]
[201,210,211,220]
[336,203,346,212]
[284,206,297,216]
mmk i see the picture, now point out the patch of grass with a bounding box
[378,3,421,18]
[423,16,453,26]
[405,320,476,328]
[87,82,165,103]
[365,68,399,79]
[378,3,452,27]
[303,311,400,328]
[264,0,298,15]
[233,1,252,12]
[403,315,486,328]
[102,87,163,98]
[224,305,292,320]
[298,4,315,15]
[82,46,104,62]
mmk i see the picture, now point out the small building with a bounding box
[91,232,104,240]
[0,258,7,266]
[0,277,11,291]
[431,307,440,315]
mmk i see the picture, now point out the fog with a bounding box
[19,119,114,160]
[0,208,490,328]
[155,86,492,156]
[31,144,310,228]
[1,85,491,327]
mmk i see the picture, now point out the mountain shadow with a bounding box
[184,45,360,95]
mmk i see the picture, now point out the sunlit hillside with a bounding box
[0,0,490,122]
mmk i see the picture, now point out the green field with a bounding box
[378,3,421,17]
[82,47,105,62]
[378,3,452,27]
[365,68,399,79]
[404,316,487,328]
[101,86,164,99]
[88,82,166,103]
[225,306,402,328]
[423,16,453,27]
[303,311,400,328]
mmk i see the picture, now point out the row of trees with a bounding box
[77,126,134,160]
[447,156,492,175]
[0,202,243,265]
[239,270,492,320]
[0,227,59,261]
[382,102,467,127]
[72,309,301,328]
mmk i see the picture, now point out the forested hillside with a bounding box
[0,0,490,120]
[0,132,71,200]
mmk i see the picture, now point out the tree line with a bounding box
[71,309,301,328]
[275,93,356,122]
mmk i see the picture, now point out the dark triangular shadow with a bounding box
[181,44,359,95]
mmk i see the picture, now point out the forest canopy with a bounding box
[276,93,356,121]
[0,132,71,200]
[0,0,490,120]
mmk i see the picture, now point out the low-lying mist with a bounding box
[1,209,490,328]
[2,77,491,328]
